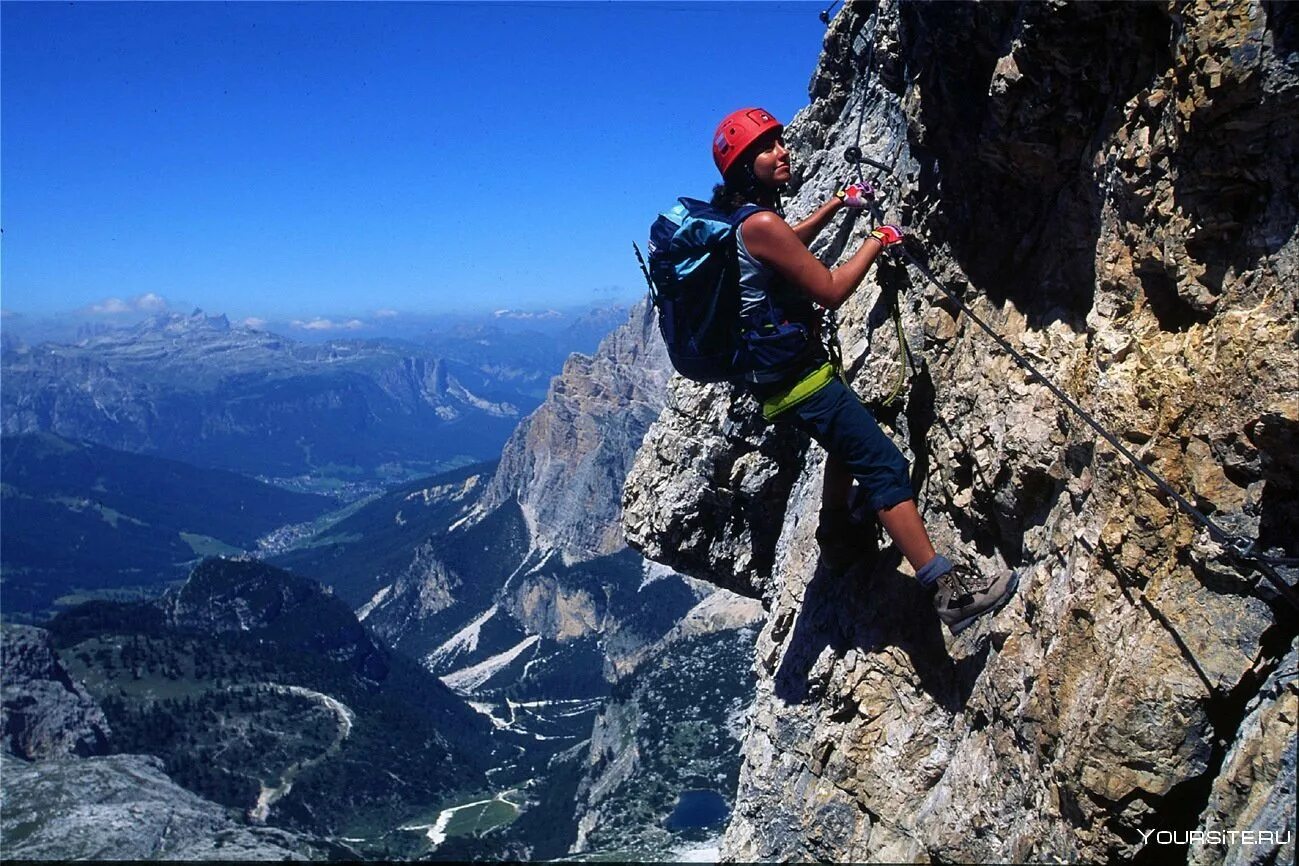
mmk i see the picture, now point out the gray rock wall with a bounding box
[1,625,110,760]
[622,1,1298,861]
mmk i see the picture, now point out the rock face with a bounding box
[478,300,671,561]
[1,625,110,760]
[623,380,806,605]
[623,1,1298,862]
[1191,639,1297,866]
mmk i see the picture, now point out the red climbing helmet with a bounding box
[712,107,783,177]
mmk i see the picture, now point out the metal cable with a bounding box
[897,249,1299,612]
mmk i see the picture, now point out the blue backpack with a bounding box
[640,198,809,383]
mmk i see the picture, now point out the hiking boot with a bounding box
[928,564,1019,634]
[816,509,880,573]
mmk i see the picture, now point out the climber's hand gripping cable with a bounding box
[869,224,905,247]
[835,180,875,209]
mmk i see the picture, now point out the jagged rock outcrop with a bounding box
[622,380,806,604]
[1,625,110,760]
[624,1,1298,862]
[478,300,671,561]
[1191,639,1297,866]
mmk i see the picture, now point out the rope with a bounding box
[880,295,908,406]
[821,4,892,379]
[896,248,1299,612]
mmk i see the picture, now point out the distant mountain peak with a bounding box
[493,308,563,320]
[136,310,232,336]
[163,558,388,681]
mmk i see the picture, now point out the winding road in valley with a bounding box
[245,685,355,824]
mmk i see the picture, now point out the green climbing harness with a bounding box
[760,361,840,420]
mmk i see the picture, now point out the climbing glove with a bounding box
[835,180,874,208]
[869,224,905,247]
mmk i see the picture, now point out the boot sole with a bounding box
[945,571,1021,636]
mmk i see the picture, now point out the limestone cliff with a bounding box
[478,300,671,562]
[623,1,1297,862]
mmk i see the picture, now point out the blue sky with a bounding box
[2,1,831,326]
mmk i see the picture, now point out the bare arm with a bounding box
[740,211,883,310]
[789,197,846,246]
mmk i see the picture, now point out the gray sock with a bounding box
[915,554,953,589]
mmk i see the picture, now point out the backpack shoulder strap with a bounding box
[728,203,776,227]
[728,204,776,256]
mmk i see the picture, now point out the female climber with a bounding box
[710,107,1017,634]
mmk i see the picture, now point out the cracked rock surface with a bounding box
[2,624,110,761]
[623,1,1298,861]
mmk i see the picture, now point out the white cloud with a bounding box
[493,308,562,320]
[90,297,132,314]
[242,317,268,329]
[135,292,168,312]
[86,293,172,316]
[374,308,399,319]
[292,318,334,331]
[291,317,366,331]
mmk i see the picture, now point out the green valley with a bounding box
[1,433,334,620]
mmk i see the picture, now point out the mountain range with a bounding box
[1,307,626,492]
[2,300,766,861]
[8,557,495,859]
[268,302,761,858]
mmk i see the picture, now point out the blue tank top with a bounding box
[735,217,826,387]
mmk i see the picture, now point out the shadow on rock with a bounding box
[773,549,992,715]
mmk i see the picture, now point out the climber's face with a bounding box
[750,131,791,188]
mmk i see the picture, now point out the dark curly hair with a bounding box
[710,161,783,215]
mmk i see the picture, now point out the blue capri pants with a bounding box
[769,377,914,512]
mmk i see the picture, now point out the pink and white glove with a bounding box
[835,180,874,208]
[869,224,905,247]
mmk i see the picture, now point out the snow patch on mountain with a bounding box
[638,559,677,592]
